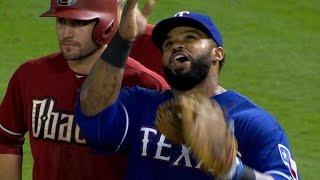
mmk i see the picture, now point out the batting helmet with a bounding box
[41,0,118,45]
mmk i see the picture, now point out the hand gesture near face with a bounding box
[118,0,155,42]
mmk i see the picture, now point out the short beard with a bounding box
[61,43,101,61]
[164,54,211,91]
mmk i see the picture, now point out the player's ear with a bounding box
[211,47,224,62]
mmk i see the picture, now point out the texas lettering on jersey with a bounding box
[140,127,203,169]
[32,98,86,144]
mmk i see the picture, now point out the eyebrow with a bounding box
[164,34,172,41]
[184,29,202,36]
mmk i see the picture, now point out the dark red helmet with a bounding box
[41,0,118,45]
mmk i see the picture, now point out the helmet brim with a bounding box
[40,9,100,20]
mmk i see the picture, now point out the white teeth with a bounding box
[174,55,185,60]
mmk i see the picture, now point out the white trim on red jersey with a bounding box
[0,122,24,136]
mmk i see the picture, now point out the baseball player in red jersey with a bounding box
[0,0,168,180]
[130,24,165,77]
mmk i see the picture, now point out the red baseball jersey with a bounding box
[0,52,169,180]
[130,24,165,77]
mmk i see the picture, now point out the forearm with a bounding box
[80,33,132,116]
[0,154,22,180]
[80,0,149,116]
[80,59,124,116]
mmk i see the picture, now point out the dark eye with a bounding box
[72,20,87,27]
[185,34,197,40]
[71,20,95,27]
[163,41,173,49]
[57,18,66,25]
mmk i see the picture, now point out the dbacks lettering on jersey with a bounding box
[32,98,86,144]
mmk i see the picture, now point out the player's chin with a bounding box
[174,68,191,76]
[170,65,191,75]
[61,51,81,60]
[164,64,187,75]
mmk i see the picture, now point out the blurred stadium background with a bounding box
[0,0,319,179]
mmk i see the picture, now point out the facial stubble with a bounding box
[163,48,213,91]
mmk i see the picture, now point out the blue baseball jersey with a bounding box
[75,87,298,180]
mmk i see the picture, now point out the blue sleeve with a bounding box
[75,87,142,152]
[236,110,299,180]
[75,99,127,152]
[259,130,299,180]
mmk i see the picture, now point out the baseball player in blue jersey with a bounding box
[75,0,299,179]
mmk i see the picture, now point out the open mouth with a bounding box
[173,55,189,62]
[168,52,192,73]
[170,52,191,63]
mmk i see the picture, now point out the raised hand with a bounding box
[118,0,155,42]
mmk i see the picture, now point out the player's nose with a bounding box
[62,25,75,38]
[171,43,184,52]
